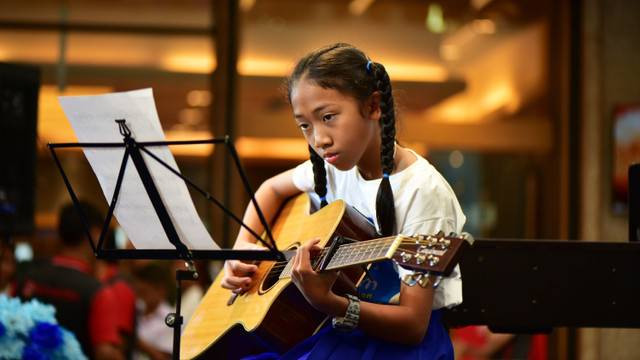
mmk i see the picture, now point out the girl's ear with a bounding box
[366,91,382,122]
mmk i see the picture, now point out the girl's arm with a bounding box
[221,169,301,291]
[292,240,434,345]
[234,168,301,247]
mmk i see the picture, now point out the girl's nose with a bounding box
[313,129,331,149]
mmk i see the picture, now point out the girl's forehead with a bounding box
[290,79,354,107]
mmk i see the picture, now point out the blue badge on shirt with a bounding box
[357,260,400,304]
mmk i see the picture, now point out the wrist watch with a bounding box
[331,294,360,331]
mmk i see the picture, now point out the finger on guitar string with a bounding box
[300,239,320,271]
[295,238,321,275]
[227,260,258,275]
[291,246,301,280]
[221,274,253,290]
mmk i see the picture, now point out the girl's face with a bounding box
[291,78,380,172]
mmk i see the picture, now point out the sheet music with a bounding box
[58,88,218,250]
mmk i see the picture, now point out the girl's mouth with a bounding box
[324,153,339,164]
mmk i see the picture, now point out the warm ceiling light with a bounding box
[384,63,448,82]
[471,0,494,10]
[440,44,460,61]
[165,130,214,157]
[349,0,375,16]
[237,57,292,77]
[239,0,256,12]
[237,57,447,82]
[186,90,212,107]
[440,18,495,61]
[472,19,496,34]
[235,137,309,161]
[161,54,216,74]
[427,84,520,123]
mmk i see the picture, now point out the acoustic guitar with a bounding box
[180,194,470,359]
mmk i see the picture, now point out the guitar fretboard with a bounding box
[279,236,398,279]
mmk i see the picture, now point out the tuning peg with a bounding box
[428,256,439,267]
[433,275,443,288]
[461,232,475,245]
[402,273,420,287]
[416,274,431,288]
[401,272,432,288]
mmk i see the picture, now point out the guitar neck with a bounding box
[323,237,399,270]
[280,236,398,279]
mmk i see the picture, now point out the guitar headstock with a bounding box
[390,231,472,277]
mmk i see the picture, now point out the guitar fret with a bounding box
[325,238,395,270]
[281,237,398,275]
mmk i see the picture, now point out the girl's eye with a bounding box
[322,114,335,122]
[298,123,310,131]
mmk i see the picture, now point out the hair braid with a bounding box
[372,62,397,236]
[308,145,329,207]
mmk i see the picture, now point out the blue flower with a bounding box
[0,296,87,359]
[23,300,57,324]
[52,329,87,360]
[0,338,25,359]
[29,322,63,349]
[23,343,51,360]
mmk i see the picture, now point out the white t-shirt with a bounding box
[291,149,466,309]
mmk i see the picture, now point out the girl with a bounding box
[221,43,465,359]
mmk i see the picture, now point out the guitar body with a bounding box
[180,194,377,359]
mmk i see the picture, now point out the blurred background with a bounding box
[0,0,638,359]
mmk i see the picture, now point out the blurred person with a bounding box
[452,326,547,360]
[14,201,123,360]
[96,229,137,359]
[131,261,174,360]
[0,239,15,295]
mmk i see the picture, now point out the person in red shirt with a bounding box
[96,230,137,359]
[451,325,547,360]
[15,201,124,360]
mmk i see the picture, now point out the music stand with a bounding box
[48,119,285,360]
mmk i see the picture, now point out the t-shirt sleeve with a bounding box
[89,286,121,347]
[291,160,315,192]
[397,217,463,310]
[110,281,136,333]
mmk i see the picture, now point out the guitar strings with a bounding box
[262,246,433,282]
[265,239,443,272]
[264,246,425,274]
[259,238,452,279]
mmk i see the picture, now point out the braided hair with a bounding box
[287,43,397,236]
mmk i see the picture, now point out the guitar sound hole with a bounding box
[260,248,295,293]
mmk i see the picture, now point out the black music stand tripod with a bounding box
[49,119,285,360]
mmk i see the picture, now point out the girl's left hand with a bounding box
[291,238,340,313]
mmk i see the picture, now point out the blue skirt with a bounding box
[243,310,452,360]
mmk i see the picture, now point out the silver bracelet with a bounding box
[331,294,360,331]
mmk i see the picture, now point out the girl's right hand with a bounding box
[220,242,262,293]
